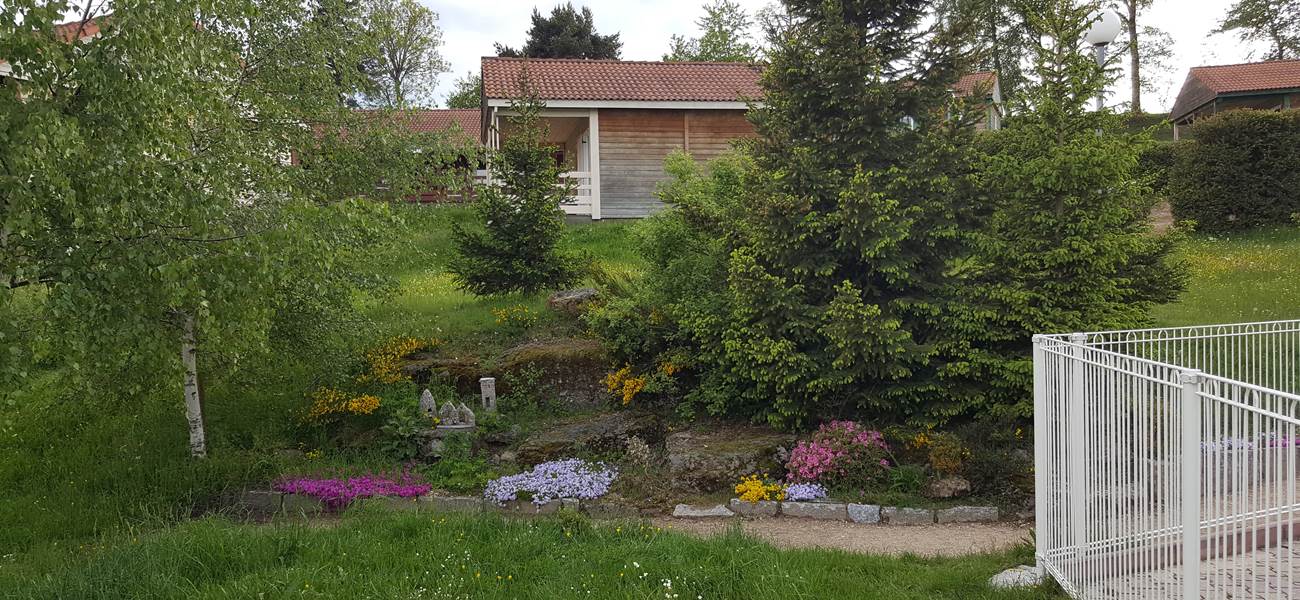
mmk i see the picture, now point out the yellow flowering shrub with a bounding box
[734,474,785,503]
[927,432,970,477]
[658,361,679,376]
[603,365,646,405]
[306,387,383,422]
[356,336,438,384]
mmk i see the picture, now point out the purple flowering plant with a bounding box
[784,482,828,502]
[275,468,431,510]
[484,458,618,505]
[785,420,892,489]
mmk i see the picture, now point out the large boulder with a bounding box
[500,338,609,406]
[547,288,599,316]
[516,411,663,464]
[399,353,481,393]
[666,427,795,492]
[923,476,972,499]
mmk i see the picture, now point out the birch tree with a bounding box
[1216,0,1300,60]
[364,0,449,107]
[1,0,457,457]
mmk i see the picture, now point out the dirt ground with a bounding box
[652,516,1032,557]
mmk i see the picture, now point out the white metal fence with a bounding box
[1035,320,1300,599]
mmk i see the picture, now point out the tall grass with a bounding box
[0,510,1054,599]
[1152,227,1300,327]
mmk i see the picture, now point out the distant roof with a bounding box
[1171,59,1300,122]
[54,16,105,42]
[482,57,764,103]
[953,71,997,97]
[356,109,482,144]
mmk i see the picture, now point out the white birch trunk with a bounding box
[181,312,207,458]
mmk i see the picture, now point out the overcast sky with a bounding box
[423,0,1266,113]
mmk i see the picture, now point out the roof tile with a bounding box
[482,57,764,102]
[1171,59,1300,121]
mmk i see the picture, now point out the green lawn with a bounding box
[0,510,1052,599]
[1152,227,1300,327]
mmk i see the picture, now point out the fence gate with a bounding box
[1034,321,1300,599]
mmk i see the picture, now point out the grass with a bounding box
[1152,227,1300,327]
[0,510,1055,599]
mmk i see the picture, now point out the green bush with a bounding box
[1169,109,1300,232]
[449,92,580,295]
[1137,141,1178,198]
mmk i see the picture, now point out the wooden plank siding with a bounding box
[596,108,754,218]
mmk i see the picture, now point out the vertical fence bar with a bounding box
[1033,335,1048,576]
[1180,369,1202,600]
[1069,333,1088,565]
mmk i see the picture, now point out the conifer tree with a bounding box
[698,0,984,426]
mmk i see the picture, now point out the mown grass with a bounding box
[1153,227,1300,327]
[0,509,1055,599]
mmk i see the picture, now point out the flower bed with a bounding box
[484,459,618,506]
[275,470,431,509]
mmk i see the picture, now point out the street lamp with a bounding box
[1084,7,1123,111]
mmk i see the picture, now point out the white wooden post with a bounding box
[1068,333,1087,564]
[588,108,601,220]
[1032,335,1047,575]
[1180,369,1203,600]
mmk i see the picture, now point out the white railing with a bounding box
[558,170,593,216]
[469,169,594,216]
[1035,320,1300,599]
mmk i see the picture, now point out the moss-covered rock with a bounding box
[516,411,663,465]
[666,427,795,492]
[500,338,609,406]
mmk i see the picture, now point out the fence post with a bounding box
[1032,334,1048,576]
[1179,369,1203,600]
[1069,333,1088,565]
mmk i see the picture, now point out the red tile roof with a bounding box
[1171,59,1300,121]
[360,109,482,144]
[483,57,998,106]
[953,71,997,97]
[482,57,764,103]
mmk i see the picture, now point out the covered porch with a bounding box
[484,108,602,219]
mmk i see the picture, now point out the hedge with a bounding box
[1169,109,1300,232]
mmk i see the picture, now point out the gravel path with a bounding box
[652,517,1032,557]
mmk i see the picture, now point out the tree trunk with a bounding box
[1128,1,1142,115]
[181,312,208,458]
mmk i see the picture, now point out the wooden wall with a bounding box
[598,108,754,218]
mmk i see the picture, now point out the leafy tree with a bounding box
[0,0,458,457]
[445,71,482,108]
[957,0,1186,416]
[686,0,983,426]
[937,0,1036,104]
[1216,0,1300,60]
[449,91,580,295]
[1118,0,1175,114]
[494,3,622,59]
[363,0,448,107]
[664,0,759,62]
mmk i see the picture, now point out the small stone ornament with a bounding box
[457,402,476,427]
[479,377,497,413]
[419,388,437,419]
[438,402,461,426]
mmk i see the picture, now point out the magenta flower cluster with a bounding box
[484,458,618,506]
[275,470,431,509]
[785,420,891,486]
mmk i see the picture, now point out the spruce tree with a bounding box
[956,0,1186,417]
[449,90,579,295]
[698,0,984,426]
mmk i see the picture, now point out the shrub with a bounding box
[784,421,891,489]
[1169,109,1300,232]
[1137,141,1178,198]
[449,90,580,295]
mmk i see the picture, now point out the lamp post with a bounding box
[1084,8,1123,112]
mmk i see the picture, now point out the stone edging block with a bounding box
[881,506,935,525]
[673,503,735,518]
[847,503,881,524]
[727,498,779,517]
[780,501,847,520]
[935,505,999,523]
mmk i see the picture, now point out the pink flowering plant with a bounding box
[275,468,431,510]
[785,420,892,489]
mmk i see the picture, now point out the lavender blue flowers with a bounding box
[484,458,618,505]
[784,482,828,502]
